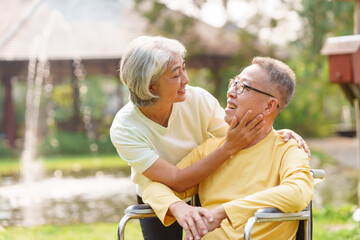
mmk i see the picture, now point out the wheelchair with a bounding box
[118,169,325,240]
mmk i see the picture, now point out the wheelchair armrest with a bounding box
[254,208,310,222]
[244,208,310,240]
[118,204,157,240]
[310,169,325,179]
[125,204,155,215]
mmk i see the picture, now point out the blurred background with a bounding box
[0,0,359,239]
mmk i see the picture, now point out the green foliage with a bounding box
[51,77,114,123]
[134,0,204,55]
[216,31,275,106]
[38,131,115,155]
[0,138,16,157]
[0,83,3,123]
[187,68,216,97]
[310,148,336,167]
[96,134,117,154]
[298,0,354,52]
[13,81,27,126]
[39,131,90,155]
[314,204,355,223]
[313,204,360,240]
[2,0,357,159]
[135,0,356,137]
[273,0,355,137]
[273,55,345,137]
[52,80,75,122]
[80,77,106,119]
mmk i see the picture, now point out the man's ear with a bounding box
[263,98,278,116]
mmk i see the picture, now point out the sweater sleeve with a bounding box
[142,181,196,226]
[142,140,213,226]
[110,124,159,173]
[223,145,314,229]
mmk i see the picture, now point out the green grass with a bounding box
[1,152,359,239]
[0,158,21,176]
[313,205,360,240]
[0,154,130,177]
[41,154,129,172]
[1,206,359,240]
[0,221,142,240]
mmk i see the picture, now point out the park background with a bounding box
[0,0,360,239]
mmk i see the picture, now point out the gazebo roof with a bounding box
[0,0,241,61]
[0,0,146,60]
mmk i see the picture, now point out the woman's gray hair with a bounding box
[120,36,186,107]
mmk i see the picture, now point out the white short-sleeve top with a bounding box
[110,85,227,196]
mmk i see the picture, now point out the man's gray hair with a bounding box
[252,56,296,110]
[120,36,186,106]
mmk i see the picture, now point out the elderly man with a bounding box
[142,57,313,240]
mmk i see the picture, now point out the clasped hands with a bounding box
[169,201,226,240]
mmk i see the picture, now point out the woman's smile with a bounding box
[178,88,186,95]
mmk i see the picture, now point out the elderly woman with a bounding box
[110,36,308,240]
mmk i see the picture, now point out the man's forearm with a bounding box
[211,205,227,220]
[142,181,185,226]
[204,205,227,232]
[169,202,216,240]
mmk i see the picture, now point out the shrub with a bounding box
[38,131,116,155]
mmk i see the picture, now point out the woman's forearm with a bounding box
[171,144,235,192]
[143,113,264,192]
[142,145,233,192]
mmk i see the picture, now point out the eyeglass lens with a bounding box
[228,79,244,94]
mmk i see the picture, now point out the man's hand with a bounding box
[206,205,227,232]
[169,202,214,240]
[277,129,311,158]
[184,205,227,240]
[222,110,264,156]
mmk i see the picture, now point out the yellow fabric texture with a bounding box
[142,129,314,240]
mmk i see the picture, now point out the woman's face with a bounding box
[150,53,189,104]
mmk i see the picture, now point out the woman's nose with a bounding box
[181,72,189,85]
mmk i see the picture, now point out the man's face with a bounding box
[224,64,271,125]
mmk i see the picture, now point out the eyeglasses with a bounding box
[228,78,279,108]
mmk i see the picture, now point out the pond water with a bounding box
[0,174,136,226]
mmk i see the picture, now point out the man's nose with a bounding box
[227,87,237,98]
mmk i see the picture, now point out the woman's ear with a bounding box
[149,83,157,94]
[263,98,279,116]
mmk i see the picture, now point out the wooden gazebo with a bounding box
[0,0,242,149]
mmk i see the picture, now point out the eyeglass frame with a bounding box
[228,78,280,108]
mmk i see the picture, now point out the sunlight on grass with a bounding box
[42,154,129,172]
[313,205,360,240]
[0,154,129,177]
[0,221,142,240]
[2,213,359,240]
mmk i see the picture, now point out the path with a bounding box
[308,137,359,169]
[307,137,359,208]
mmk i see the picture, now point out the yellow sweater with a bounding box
[143,130,313,240]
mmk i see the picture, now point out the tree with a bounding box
[273,0,354,136]
[135,0,355,137]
